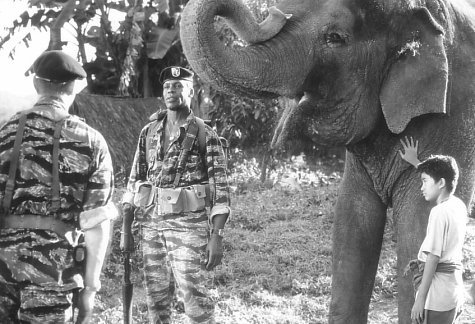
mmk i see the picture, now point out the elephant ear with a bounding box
[380,8,449,134]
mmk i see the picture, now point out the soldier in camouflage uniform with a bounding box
[0,51,115,324]
[121,66,231,324]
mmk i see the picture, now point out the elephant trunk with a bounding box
[181,0,311,98]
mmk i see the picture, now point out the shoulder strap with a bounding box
[196,118,228,163]
[172,118,200,187]
[1,114,28,217]
[51,120,64,213]
[195,117,207,155]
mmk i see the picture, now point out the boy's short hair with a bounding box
[417,155,459,193]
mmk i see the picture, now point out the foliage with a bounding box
[0,0,60,55]
[78,0,188,97]
[1,0,188,96]
[99,157,475,323]
[209,96,280,150]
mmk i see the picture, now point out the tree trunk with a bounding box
[48,0,77,50]
[118,0,144,96]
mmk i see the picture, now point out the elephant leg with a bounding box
[329,164,387,324]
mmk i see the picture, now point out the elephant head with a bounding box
[181,0,450,147]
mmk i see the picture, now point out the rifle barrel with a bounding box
[123,252,133,324]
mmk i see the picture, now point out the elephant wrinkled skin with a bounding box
[181,0,475,323]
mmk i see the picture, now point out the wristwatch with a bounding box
[210,228,225,237]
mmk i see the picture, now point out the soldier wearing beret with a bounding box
[121,66,231,323]
[0,50,115,323]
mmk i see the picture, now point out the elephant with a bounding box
[180,0,475,323]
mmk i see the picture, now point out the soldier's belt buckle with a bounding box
[35,215,41,230]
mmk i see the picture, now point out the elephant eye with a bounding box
[324,33,347,45]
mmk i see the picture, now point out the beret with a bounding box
[159,66,194,84]
[33,50,87,83]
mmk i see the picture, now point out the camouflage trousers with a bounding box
[141,226,215,324]
[0,229,81,323]
[0,282,75,323]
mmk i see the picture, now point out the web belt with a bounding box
[2,214,75,238]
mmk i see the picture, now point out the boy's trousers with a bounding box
[141,226,215,324]
[423,307,462,324]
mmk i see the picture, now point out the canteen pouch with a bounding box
[133,181,155,208]
[158,185,208,214]
[73,242,87,275]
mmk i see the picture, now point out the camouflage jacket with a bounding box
[0,98,114,289]
[123,110,230,230]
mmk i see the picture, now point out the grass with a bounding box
[93,157,475,323]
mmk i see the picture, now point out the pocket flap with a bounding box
[134,180,153,193]
[161,188,182,204]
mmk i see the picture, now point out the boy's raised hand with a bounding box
[399,136,421,167]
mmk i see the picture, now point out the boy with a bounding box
[399,137,467,324]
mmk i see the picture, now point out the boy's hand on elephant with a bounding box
[399,136,420,167]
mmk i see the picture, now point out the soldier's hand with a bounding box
[75,288,96,324]
[122,202,135,218]
[206,234,223,270]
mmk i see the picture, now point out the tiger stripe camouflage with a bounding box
[142,227,214,324]
[0,101,114,323]
[0,229,79,323]
[123,111,230,323]
[0,108,114,218]
[123,111,230,229]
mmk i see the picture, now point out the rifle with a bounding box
[123,248,133,324]
[122,205,134,324]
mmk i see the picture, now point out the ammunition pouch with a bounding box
[132,182,210,214]
[157,185,210,214]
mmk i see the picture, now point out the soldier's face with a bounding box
[163,80,193,111]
